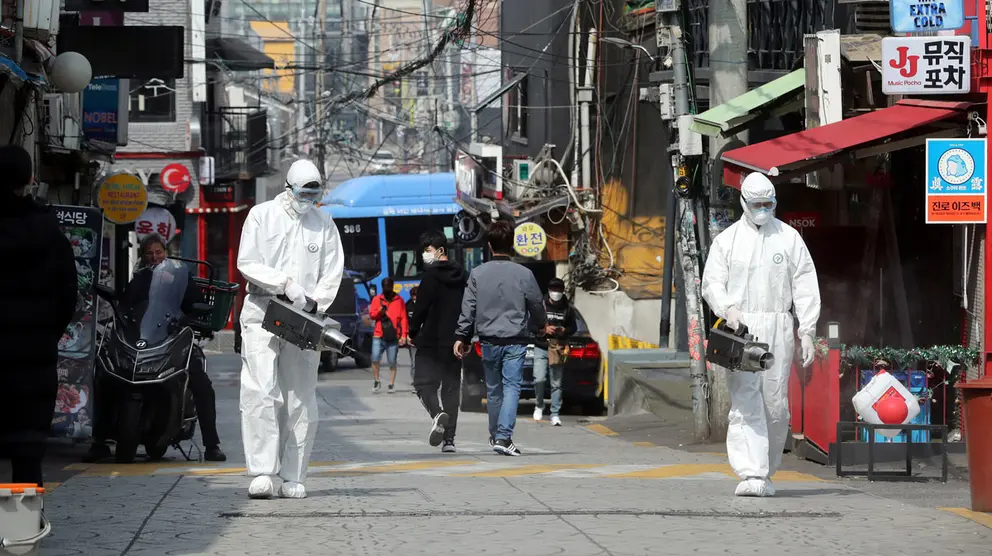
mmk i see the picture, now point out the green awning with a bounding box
[691,68,806,138]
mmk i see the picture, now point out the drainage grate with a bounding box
[220,509,841,519]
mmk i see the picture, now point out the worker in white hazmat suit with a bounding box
[701,172,820,497]
[237,159,344,499]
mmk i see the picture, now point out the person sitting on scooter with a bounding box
[84,234,227,462]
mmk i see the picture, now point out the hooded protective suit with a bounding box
[701,173,821,497]
[237,160,344,499]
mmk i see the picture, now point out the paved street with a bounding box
[30,354,992,555]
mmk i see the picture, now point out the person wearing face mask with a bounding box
[701,172,821,498]
[409,230,467,451]
[237,159,344,499]
[85,234,227,463]
[532,278,576,426]
[368,277,408,393]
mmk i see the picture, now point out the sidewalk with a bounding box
[8,354,990,555]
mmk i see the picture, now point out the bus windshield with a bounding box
[336,217,379,277]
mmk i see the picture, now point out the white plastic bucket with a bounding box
[0,484,51,556]
[852,371,922,438]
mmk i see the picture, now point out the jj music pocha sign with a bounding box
[889,0,964,33]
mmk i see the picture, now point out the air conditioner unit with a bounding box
[43,94,65,147]
[503,158,532,202]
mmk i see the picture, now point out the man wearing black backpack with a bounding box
[368,277,408,393]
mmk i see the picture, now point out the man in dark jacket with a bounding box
[409,230,467,452]
[532,278,577,426]
[0,145,77,485]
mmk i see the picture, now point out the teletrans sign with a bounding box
[889,0,964,33]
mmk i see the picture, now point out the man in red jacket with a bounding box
[368,277,409,393]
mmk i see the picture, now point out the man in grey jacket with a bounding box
[454,220,547,456]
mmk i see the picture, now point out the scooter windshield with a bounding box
[140,260,190,346]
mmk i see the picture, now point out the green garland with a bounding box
[838,344,978,378]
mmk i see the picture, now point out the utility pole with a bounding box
[316,0,329,176]
[706,0,748,439]
[421,0,438,172]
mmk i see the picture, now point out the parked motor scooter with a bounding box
[92,259,215,463]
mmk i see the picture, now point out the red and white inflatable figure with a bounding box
[852,371,921,438]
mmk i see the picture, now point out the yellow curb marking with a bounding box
[632,441,655,447]
[452,464,599,477]
[941,507,992,529]
[312,459,479,476]
[608,464,823,482]
[585,424,618,436]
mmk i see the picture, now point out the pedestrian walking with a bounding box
[701,173,820,498]
[0,145,77,486]
[454,220,547,456]
[238,159,344,499]
[407,285,418,388]
[409,230,467,452]
[533,278,577,426]
[369,277,408,393]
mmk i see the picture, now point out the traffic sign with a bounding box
[97,172,148,225]
[134,207,177,241]
[512,222,547,258]
[925,138,987,224]
[160,163,191,193]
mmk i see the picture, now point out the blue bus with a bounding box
[320,172,487,302]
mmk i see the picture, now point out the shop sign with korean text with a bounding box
[881,36,970,95]
[51,205,104,440]
[889,0,964,34]
[925,138,986,224]
[513,222,548,258]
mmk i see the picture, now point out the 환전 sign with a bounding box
[513,222,548,258]
[889,0,964,33]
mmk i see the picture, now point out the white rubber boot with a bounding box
[248,475,275,499]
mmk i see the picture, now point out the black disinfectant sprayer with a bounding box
[262,296,355,355]
[705,319,775,372]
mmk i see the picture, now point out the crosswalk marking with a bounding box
[68,459,823,482]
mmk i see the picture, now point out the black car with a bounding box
[320,270,374,371]
[460,307,605,415]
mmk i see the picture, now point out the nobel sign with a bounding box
[889,0,964,34]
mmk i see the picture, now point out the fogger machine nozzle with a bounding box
[261,297,355,354]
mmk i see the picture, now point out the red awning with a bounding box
[721,99,973,188]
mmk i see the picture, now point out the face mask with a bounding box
[549,291,563,302]
[750,208,772,226]
[290,197,313,214]
[422,251,437,265]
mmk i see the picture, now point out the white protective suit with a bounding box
[237,160,344,499]
[701,173,821,497]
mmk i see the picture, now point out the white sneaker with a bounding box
[248,475,275,499]
[734,478,769,497]
[279,481,307,499]
[533,407,544,421]
[550,415,562,426]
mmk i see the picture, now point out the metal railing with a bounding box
[206,107,269,180]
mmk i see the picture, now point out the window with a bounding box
[384,215,459,280]
[336,218,380,277]
[129,78,177,123]
[507,72,528,142]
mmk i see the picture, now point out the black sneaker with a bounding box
[373,380,381,392]
[493,438,521,456]
[204,446,227,462]
[441,439,456,453]
[489,436,495,447]
[429,412,449,447]
[388,384,395,394]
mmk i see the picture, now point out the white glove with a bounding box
[725,307,743,331]
[285,280,308,309]
[801,335,816,367]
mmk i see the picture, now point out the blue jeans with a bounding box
[533,347,564,416]
[371,337,399,368]
[481,343,527,441]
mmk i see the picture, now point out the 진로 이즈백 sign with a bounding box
[881,36,971,95]
[925,138,987,224]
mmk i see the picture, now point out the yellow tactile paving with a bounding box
[451,464,599,477]
[585,424,618,436]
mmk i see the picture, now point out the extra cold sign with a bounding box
[925,138,987,224]
[890,0,964,33]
